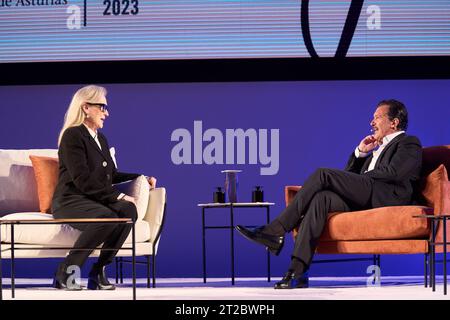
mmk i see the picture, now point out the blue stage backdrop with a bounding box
[0,80,449,279]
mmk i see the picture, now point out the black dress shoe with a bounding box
[274,271,309,289]
[53,262,83,291]
[88,265,116,290]
[235,225,284,256]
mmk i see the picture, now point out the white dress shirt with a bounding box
[355,131,405,173]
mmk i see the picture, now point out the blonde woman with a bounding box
[51,85,156,290]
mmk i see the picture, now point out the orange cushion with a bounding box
[420,164,448,213]
[320,206,432,241]
[29,155,59,214]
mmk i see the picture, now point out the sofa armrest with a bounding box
[285,186,302,206]
[143,187,167,249]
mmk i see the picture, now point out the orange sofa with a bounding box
[285,145,450,280]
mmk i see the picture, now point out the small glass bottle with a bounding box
[213,187,225,203]
[252,186,264,203]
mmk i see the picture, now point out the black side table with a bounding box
[199,202,274,285]
[414,214,449,295]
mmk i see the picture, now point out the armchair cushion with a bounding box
[422,164,448,212]
[29,156,59,214]
[321,205,432,241]
[420,164,448,215]
[114,175,150,221]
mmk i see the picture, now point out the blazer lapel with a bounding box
[373,133,405,169]
[79,125,108,161]
[98,134,111,161]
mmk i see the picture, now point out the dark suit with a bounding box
[51,124,140,268]
[275,133,422,269]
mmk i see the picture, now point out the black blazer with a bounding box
[52,124,140,211]
[345,133,422,208]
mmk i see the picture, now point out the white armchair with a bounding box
[0,148,167,288]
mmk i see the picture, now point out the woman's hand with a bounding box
[148,176,157,189]
[123,195,136,205]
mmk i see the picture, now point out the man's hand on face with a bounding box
[358,135,379,153]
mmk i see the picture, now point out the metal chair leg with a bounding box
[115,257,119,284]
[152,254,156,288]
[147,255,151,288]
[120,257,124,284]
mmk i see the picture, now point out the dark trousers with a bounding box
[53,197,137,269]
[275,168,373,269]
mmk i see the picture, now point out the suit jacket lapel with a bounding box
[98,134,111,161]
[79,125,108,161]
[373,133,405,169]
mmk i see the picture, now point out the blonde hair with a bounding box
[58,85,107,146]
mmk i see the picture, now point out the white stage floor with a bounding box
[1,276,449,300]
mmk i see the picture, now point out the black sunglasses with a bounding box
[86,102,108,112]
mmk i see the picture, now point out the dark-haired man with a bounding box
[236,99,422,289]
